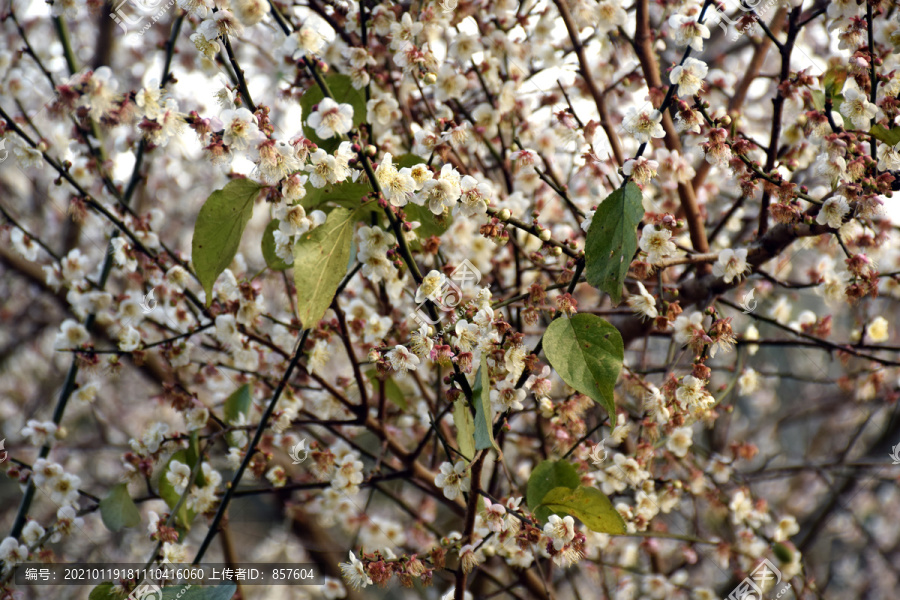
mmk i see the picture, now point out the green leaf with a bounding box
[261,220,291,271]
[158,450,196,529]
[584,182,644,304]
[223,384,253,449]
[224,384,253,424]
[543,313,623,420]
[99,482,141,532]
[473,354,498,451]
[526,459,581,522]
[160,584,237,600]
[822,66,848,98]
[292,207,356,328]
[365,370,408,411]
[453,397,476,461]
[301,180,371,212]
[300,75,366,152]
[192,178,263,305]
[89,583,122,600]
[870,124,900,146]
[404,203,453,240]
[396,153,426,168]
[538,485,626,534]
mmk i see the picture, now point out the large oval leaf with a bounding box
[192,179,263,305]
[538,485,626,534]
[543,314,623,420]
[584,182,643,304]
[292,207,355,328]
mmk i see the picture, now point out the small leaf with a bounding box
[161,584,237,600]
[473,354,498,451]
[89,583,121,600]
[453,397,476,461]
[99,483,141,532]
[543,314,623,420]
[405,203,453,240]
[365,370,408,411]
[526,459,581,522]
[584,182,644,304]
[396,153,426,168]
[223,384,253,424]
[192,178,263,305]
[301,180,371,212]
[293,207,356,328]
[300,75,366,152]
[538,485,626,534]
[261,220,291,271]
[870,124,900,146]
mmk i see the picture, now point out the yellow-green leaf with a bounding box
[538,485,626,534]
[453,397,476,461]
[292,207,355,328]
[526,459,581,523]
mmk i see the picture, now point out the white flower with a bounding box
[815,196,850,229]
[627,284,658,322]
[386,345,420,373]
[307,98,354,139]
[877,142,900,171]
[162,541,188,564]
[166,460,193,495]
[0,537,29,567]
[543,514,576,550]
[56,319,90,350]
[774,516,800,542]
[221,108,262,151]
[10,228,40,261]
[866,316,889,342]
[283,26,325,57]
[639,227,676,264]
[622,107,665,143]
[339,551,372,590]
[49,472,82,507]
[712,248,750,283]
[668,14,710,52]
[840,87,877,130]
[22,420,58,446]
[118,326,142,352]
[669,57,708,97]
[375,153,416,206]
[416,164,461,215]
[434,460,470,500]
[23,520,45,548]
[415,270,446,304]
[666,426,693,458]
[232,0,268,26]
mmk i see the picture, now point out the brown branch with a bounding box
[553,0,624,166]
[633,0,710,271]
